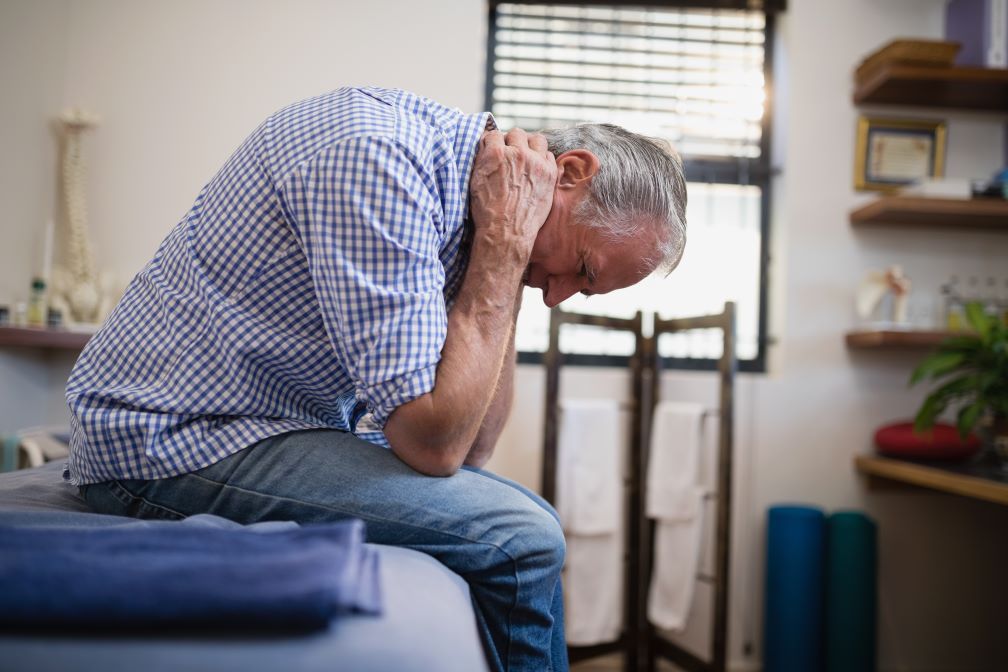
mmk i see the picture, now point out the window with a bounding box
[486,1,776,371]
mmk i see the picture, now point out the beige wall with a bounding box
[0,0,487,431]
[0,0,74,433]
[2,1,1007,669]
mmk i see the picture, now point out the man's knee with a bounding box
[508,504,566,572]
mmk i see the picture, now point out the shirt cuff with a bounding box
[357,361,438,429]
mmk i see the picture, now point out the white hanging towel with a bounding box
[555,399,621,535]
[564,534,623,645]
[556,399,623,646]
[646,401,706,632]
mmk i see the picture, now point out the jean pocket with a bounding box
[102,480,188,521]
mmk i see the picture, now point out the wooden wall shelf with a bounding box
[850,196,1008,230]
[856,454,1008,507]
[0,326,91,350]
[854,63,1008,111]
[845,330,956,349]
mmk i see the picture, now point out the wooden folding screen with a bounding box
[541,303,737,672]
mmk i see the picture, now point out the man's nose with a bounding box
[544,277,580,308]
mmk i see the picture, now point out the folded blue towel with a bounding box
[0,514,381,630]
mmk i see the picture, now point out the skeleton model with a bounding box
[49,108,115,327]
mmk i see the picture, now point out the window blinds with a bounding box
[489,3,767,159]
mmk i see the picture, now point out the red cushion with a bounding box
[874,422,980,460]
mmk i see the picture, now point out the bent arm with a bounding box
[384,130,554,477]
[384,240,522,476]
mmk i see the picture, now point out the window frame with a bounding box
[485,1,777,374]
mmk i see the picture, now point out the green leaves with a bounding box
[909,302,1008,439]
[913,393,947,434]
[965,301,992,342]
[957,401,985,440]
[909,351,966,386]
[935,335,983,354]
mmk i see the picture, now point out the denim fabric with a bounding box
[80,429,568,672]
[0,517,379,629]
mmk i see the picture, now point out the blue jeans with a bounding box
[79,429,569,672]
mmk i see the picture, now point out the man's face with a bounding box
[524,196,659,308]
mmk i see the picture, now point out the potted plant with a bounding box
[910,302,1008,463]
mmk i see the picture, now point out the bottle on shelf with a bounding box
[26,277,47,328]
[946,276,966,332]
[13,301,28,327]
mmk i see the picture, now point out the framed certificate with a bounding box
[854,117,947,192]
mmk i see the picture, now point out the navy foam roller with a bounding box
[763,505,826,672]
[825,511,877,672]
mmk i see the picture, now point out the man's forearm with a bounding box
[382,128,554,477]
[464,320,517,468]
[383,238,523,476]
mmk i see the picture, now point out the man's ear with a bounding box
[556,150,600,189]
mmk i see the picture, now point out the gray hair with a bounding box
[540,124,687,273]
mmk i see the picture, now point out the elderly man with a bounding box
[65,87,687,672]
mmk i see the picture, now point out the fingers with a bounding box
[528,132,549,153]
[504,128,550,154]
[481,130,505,149]
[504,128,528,148]
[481,127,550,155]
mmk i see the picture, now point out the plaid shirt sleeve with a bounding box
[279,135,448,427]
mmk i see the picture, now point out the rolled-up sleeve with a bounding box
[280,135,447,427]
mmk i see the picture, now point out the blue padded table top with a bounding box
[0,459,92,514]
[0,462,489,672]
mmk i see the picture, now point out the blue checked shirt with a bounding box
[65,88,494,485]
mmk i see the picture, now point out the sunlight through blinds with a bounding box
[490,3,770,365]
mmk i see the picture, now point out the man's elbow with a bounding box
[389,438,466,477]
[384,403,472,477]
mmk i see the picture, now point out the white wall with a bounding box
[2,1,1007,670]
[0,0,487,433]
[58,0,487,288]
[0,0,74,435]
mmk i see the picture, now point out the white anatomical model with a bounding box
[856,265,912,326]
[49,108,115,327]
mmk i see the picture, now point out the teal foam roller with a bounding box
[825,511,877,672]
[763,505,826,672]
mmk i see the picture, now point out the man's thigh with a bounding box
[98,429,557,550]
[461,465,560,525]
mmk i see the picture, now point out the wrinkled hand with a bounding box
[469,128,557,266]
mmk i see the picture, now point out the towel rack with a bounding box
[541,302,737,672]
[645,303,736,672]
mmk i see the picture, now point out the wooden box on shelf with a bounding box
[853,38,1008,111]
[854,39,962,80]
